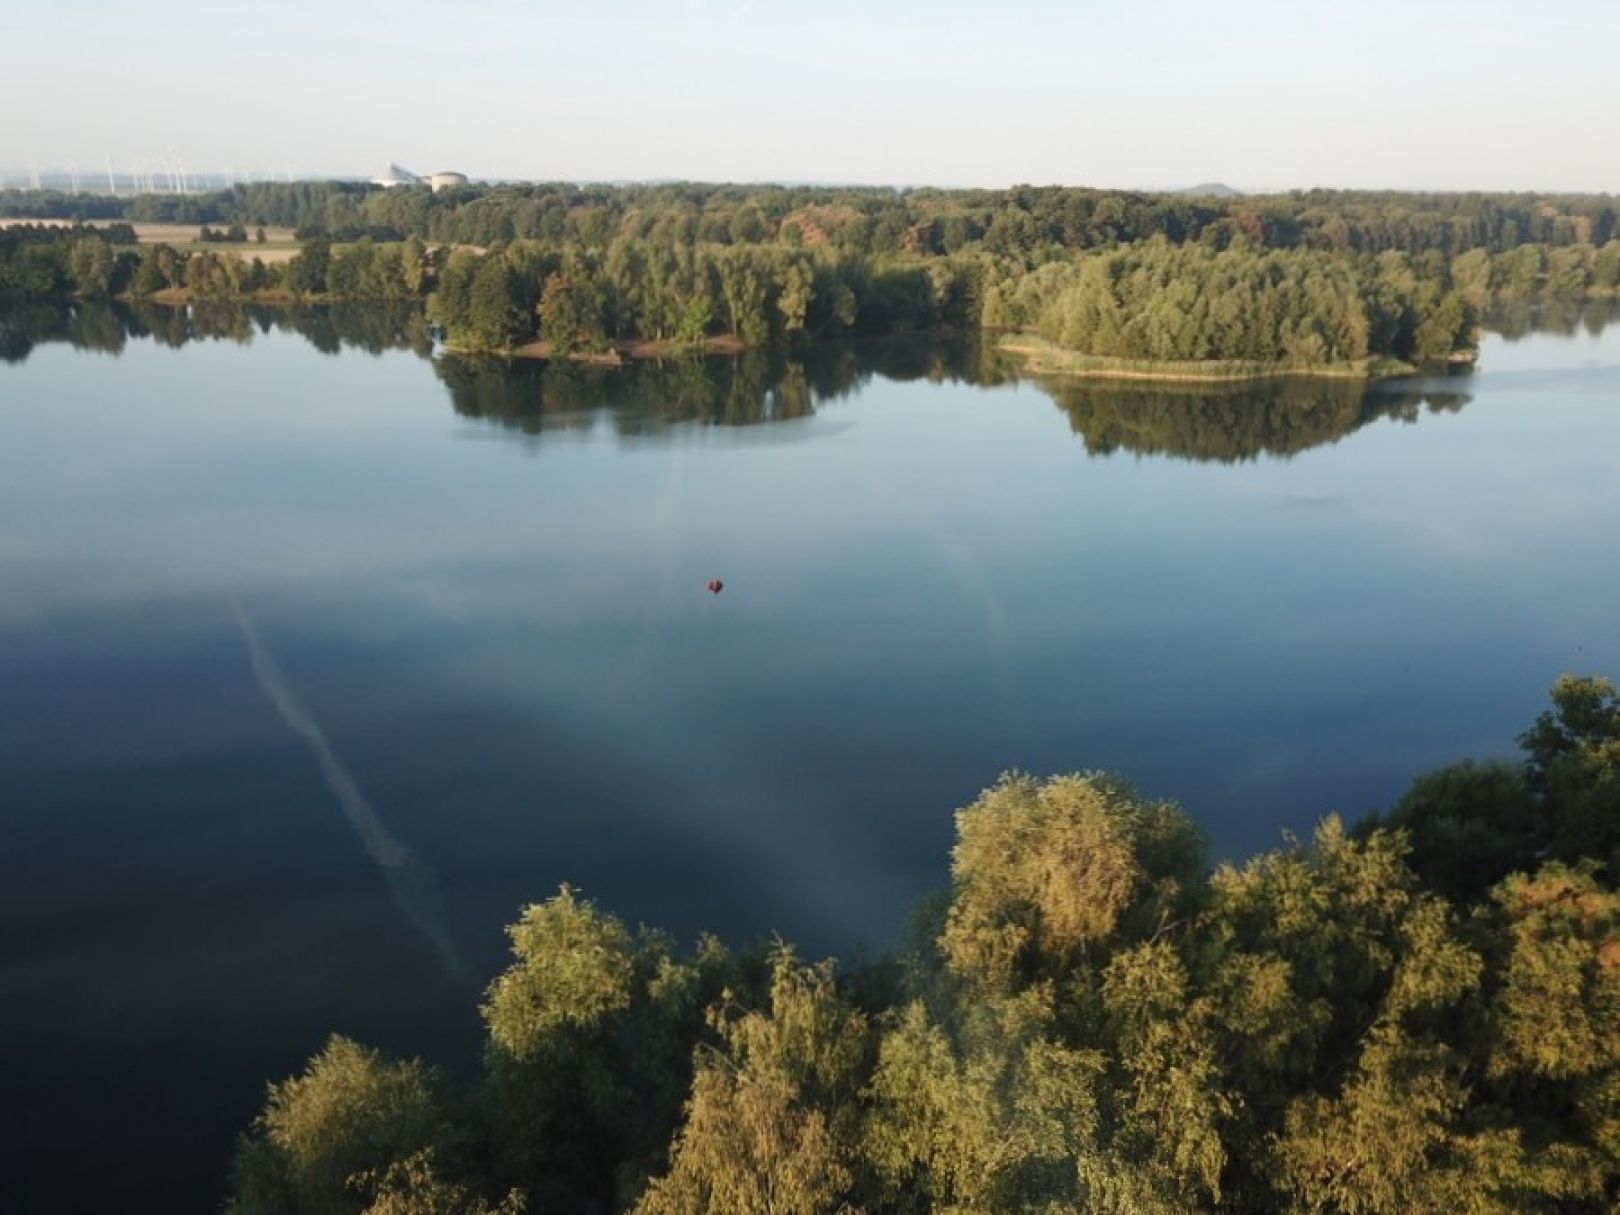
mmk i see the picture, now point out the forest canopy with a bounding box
[4,180,1619,367]
[225,675,1620,1215]
[6,180,1616,257]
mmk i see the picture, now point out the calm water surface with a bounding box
[2,302,1618,1210]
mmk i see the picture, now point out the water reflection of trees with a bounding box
[0,300,433,364]
[1,300,130,362]
[1045,376,1474,463]
[17,299,1620,463]
[433,337,1019,438]
[1487,298,1620,341]
[435,351,819,437]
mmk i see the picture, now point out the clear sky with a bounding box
[3,0,1617,192]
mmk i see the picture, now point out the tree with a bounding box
[286,237,332,296]
[1368,760,1540,902]
[461,254,531,349]
[940,772,1205,988]
[356,1152,523,1215]
[400,235,428,294]
[481,886,739,1211]
[225,1036,450,1215]
[633,948,871,1215]
[1521,674,1620,872]
[68,236,115,296]
[865,989,1101,1211]
[538,271,606,356]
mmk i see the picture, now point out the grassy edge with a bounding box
[999,334,1425,383]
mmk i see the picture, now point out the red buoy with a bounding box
[707,578,724,595]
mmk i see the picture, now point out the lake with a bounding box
[2,299,1618,1211]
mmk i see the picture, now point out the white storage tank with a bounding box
[429,171,469,193]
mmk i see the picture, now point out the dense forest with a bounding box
[5,181,1618,257]
[218,675,1620,1215]
[4,181,1620,370]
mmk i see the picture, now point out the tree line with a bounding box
[6,181,1618,258]
[4,223,1618,367]
[364,237,1613,365]
[223,675,1620,1215]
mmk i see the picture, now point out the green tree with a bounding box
[865,988,1101,1211]
[633,948,871,1215]
[481,886,739,1211]
[940,772,1205,988]
[400,235,429,294]
[1522,674,1620,871]
[538,271,606,356]
[226,1036,450,1215]
[356,1151,523,1215]
[286,237,332,296]
[461,254,531,349]
[67,236,115,296]
[1366,760,1540,902]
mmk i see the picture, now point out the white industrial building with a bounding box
[370,164,470,192]
[371,163,421,188]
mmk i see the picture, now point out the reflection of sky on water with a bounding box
[2,310,1619,1211]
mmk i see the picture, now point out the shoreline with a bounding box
[997,337,1451,384]
[487,333,751,363]
[0,291,1492,377]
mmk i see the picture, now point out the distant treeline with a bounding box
[3,212,1618,367]
[5,180,1619,256]
[217,676,1620,1215]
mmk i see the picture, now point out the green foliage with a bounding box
[1370,760,1540,901]
[1093,939,1235,1210]
[1522,677,1613,790]
[226,1036,450,1215]
[357,1151,523,1215]
[1522,675,1620,868]
[286,237,332,297]
[460,254,532,349]
[633,948,871,1215]
[986,240,1481,366]
[12,179,1617,260]
[482,883,639,1058]
[941,772,1205,987]
[3,185,1613,366]
[538,271,605,355]
[67,236,116,296]
[128,244,174,295]
[228,677,1620,1215]
[865,989,1102,1211]
[479,886,742,1210]
[1485,866,1620,1085]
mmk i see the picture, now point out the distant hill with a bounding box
[1175,182,1244,197]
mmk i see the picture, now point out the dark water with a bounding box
[2,300,1618,1211]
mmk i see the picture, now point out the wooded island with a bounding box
[4,182,1619,378]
